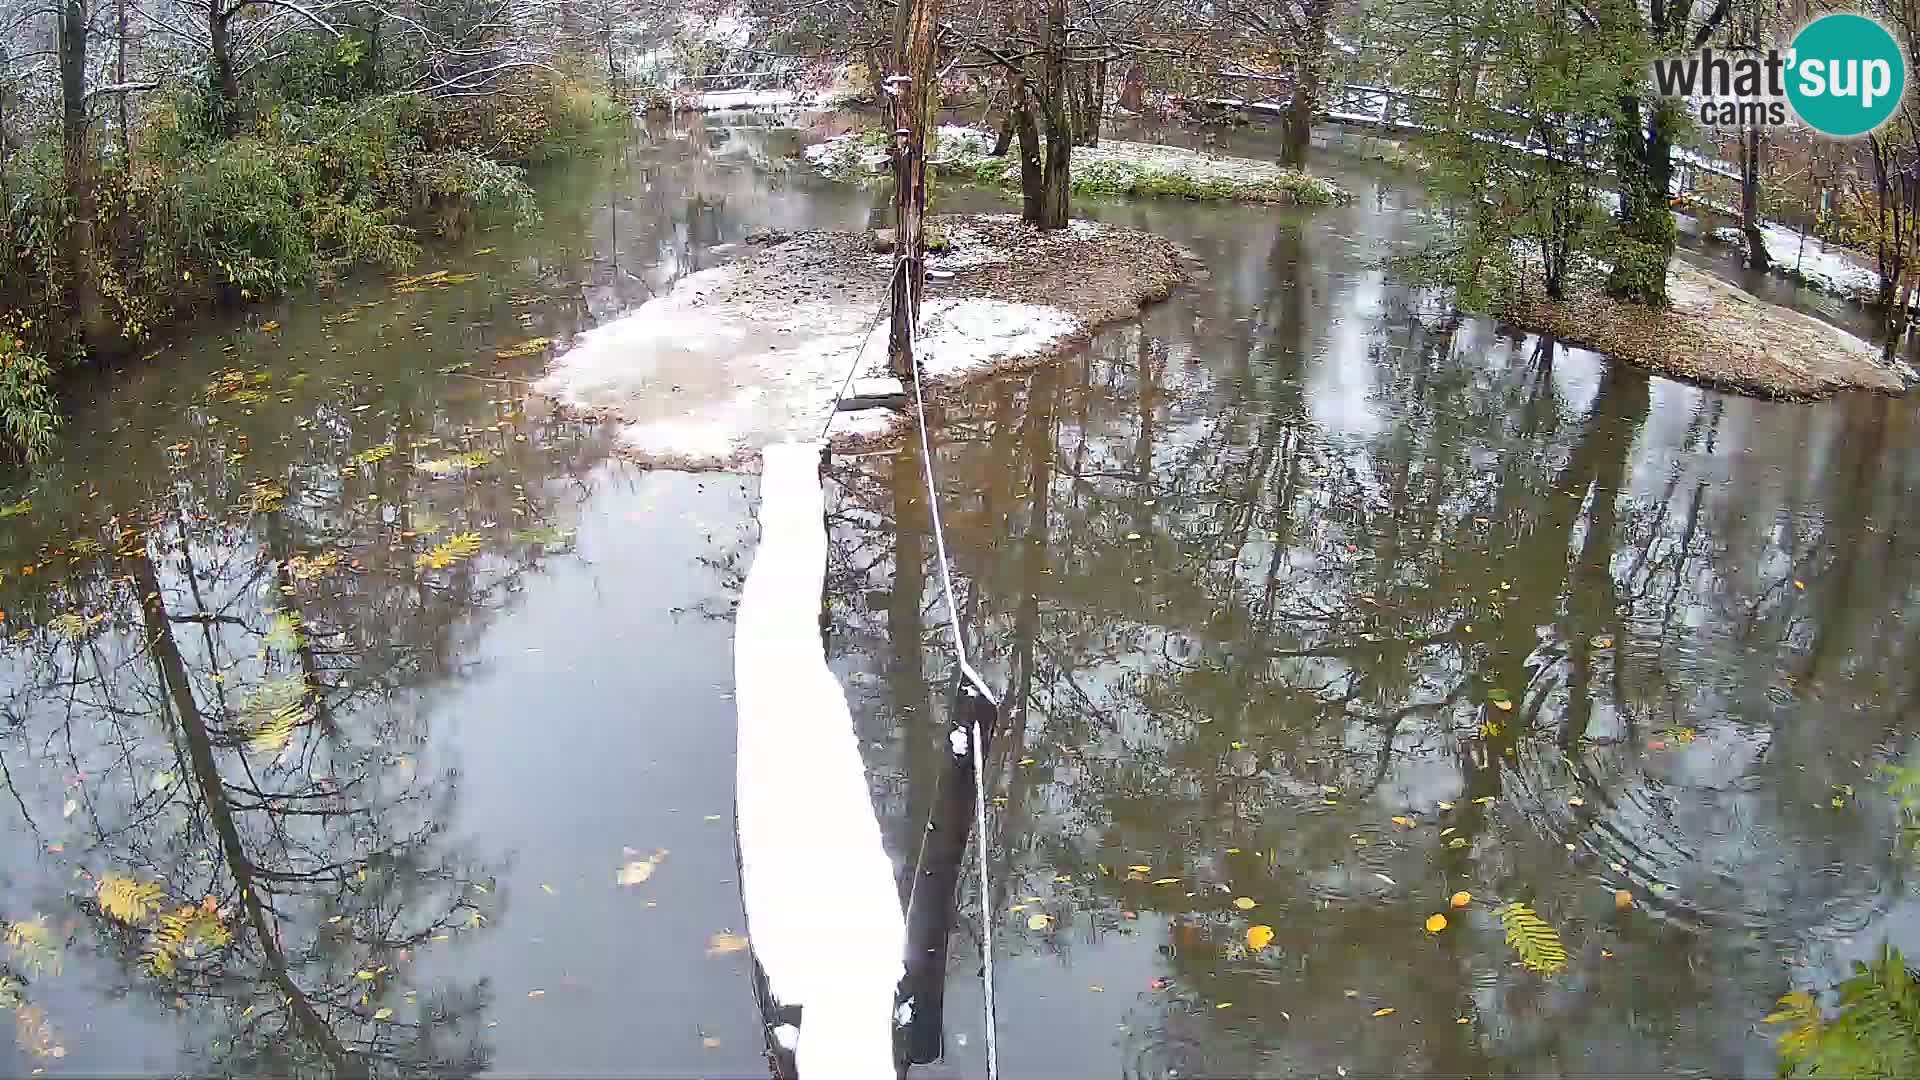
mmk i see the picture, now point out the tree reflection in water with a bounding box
[825,201,1920,1077]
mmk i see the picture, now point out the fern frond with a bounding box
[416,531,483,570]
[1496,902,1567,974]
[263,610,303,651]
[142,904,231,978]
[97,876,164,924]
[5,915,62,975]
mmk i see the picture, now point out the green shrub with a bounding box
[0,326,60,463]
[171,138,320,297]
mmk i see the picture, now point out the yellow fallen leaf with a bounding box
[1373,1007,1396,1017]
[1216,1002,1233,1009]
[1232,897,1257,910]
[1568,797,1585,807]
[527,990,545,999]
[541,883,555,895]
[707,932,750,956]
[1437,800,1455,810]
[1456,1016,1471,1024]
[1450,891,1472,908]
[1615,889,1633,910]
[1425,913,1448,933]
[1027,914,1052,930]
[1492,698,1515,711]
[1391,815,1416,828]
[617,861,655,886]
[1127,865,1152,873]
[1152,877,1180,885]
[373,1008,393,1021]
[1247,925,1275,950]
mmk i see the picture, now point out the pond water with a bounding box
[0,111,1916,1079]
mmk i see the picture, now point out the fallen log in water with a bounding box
[735,441,905,1079]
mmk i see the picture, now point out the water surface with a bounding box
[0,112,1915,1079]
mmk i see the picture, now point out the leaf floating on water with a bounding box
[527,989,545,999]
[1391,816,1416,828]
[415,450,497,478]
[1246,925,1275,950]
[707,932,750,956]
[1447,837,1468,849]
[373,1008,393,1021]
[98,876,164,924]
[61,799,77,819]
[350,444,396,467]
[1450,891,1472,908]
[416,532,484,570]
[1425,914,1448,934]
[1615,889,1633,910]
[1027,914,1052,930]
[1127,865,1152,873]
[1372,1007,1396,1017]
[1152,877,1180,886]
[496,337,553,360]
[1496,903,1568,974]
[1488,688,1515,712]
[1232,897,1257,910]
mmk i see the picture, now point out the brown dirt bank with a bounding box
[1500,264,1912,402]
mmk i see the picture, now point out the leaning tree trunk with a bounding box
[1606,94,1676,307]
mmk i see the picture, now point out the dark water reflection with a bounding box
[0,111,1913,1079]
[827,165,1920,1076]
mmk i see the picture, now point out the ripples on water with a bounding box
[0,112,1914,1078]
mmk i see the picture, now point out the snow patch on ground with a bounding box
[533,258,1084,468]
[735,440,903,1078]
[695,88,802,110]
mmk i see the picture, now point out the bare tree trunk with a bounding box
[1013,78,1043,222]
[991,108,1013,156]
[1033,0,1071,230]
[1282,0,1333,167]
[209,1,240,135]
[1089,58,1105,145]
[886,0,940,378]
[60,0,111,354]
[1741,124,1770,271]
[114,0,129,158]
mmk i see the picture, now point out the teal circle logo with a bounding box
[1787,13,1907,137]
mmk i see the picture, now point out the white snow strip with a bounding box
[735,441,904,1080]
[695,88,801,110]
[533,245,1086,467]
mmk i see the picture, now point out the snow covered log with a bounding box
[734,441,905,1079]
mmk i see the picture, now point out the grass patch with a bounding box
[805,126,1349,207]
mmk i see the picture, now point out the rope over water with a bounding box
[818,260,1003,1080]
